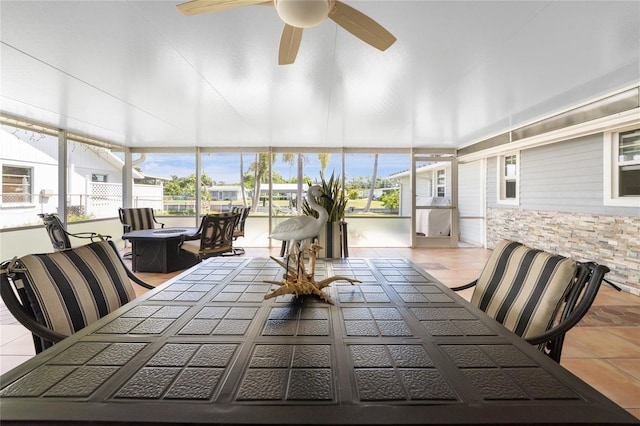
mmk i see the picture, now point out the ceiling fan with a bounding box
[176,0,397,65]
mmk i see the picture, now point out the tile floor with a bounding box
[1,246,638,420]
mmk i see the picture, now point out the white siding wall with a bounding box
[458,160,484,245]
[485,157,497,208]
[521,134,635,216]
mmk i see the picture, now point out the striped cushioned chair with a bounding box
[0,240,155,353]
[453,239,611,362]
[118,207,165,233]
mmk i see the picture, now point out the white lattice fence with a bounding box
[88,182,122,218]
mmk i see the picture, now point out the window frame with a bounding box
[604,126,640,207]
[2,164,34,205]
[435,168,446,198]
[91,173,108,183]
[497,152,519,205]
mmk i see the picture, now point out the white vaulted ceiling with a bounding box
[1,1,638,150]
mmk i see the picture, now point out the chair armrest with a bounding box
[182,232,201,241]
[451,280,478,292]
[603,277,622,291]
[525,263,610,346]
[153,214,165,228]
[126,270,156,290]
[68,232,112,243]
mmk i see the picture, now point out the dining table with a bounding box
[0,256,637,425]
[122,226,200,273]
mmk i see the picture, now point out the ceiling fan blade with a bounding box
[177,0,269,16]
[329,1,396,51]
[279,24,303,65]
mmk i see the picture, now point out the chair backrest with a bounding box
[231,206,250,237]
[39,213,71,251]
[470,239,577,339]
[197,212,238,257]
[118,207,159,232]
[0,240,137,353]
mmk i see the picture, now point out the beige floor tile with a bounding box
[594,287,640,306]
[608,358,640,381]
[0,324,32,345]
[606,327,640,346]
[1,333,36,356]
[562,358,640,409]
[0,355,35,376]
[561,340,598,358]
[565,328,640,358]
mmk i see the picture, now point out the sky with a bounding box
[136,152,411,184]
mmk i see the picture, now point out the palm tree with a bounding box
[239,153,247,207]
[281,153,331,213]
[364,153,378,212]
[249,153,275,213]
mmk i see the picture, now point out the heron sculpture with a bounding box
[270,184,332,261]
[265,184,360,304]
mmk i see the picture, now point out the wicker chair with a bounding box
[0,240,155,353]
[38,213,110,251]
[180,213,239,259]
[452,239,613,362]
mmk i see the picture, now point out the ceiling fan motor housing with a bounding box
[275,0,333,28]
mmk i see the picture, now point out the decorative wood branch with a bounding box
[264,240,360,304]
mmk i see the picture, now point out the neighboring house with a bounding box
[0,128,163,228]
[390,162,453,238]
[390,162,452,217]
[208,185,246,201]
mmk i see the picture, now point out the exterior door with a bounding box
[412,152,458,247]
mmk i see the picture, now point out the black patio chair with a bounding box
[180,212,239,260]
[230,206,250,255]
[38,213,110,251]
[0,239,155,354]
[118,207,165,233]
[118,207,165,258]
[452,239,613,362]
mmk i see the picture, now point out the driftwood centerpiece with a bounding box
[264,240,360,304]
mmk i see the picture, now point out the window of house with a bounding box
[92,174,107,183]
[2,165,33,204]
[617,129,640,196]
[436,169,446,197]
[498,153,519,204]
[604,127,640,207]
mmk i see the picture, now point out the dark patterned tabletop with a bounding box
[0,257,636,425]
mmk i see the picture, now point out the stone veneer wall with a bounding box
[486,208,640,295]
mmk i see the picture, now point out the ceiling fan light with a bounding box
[275,0,331,28]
